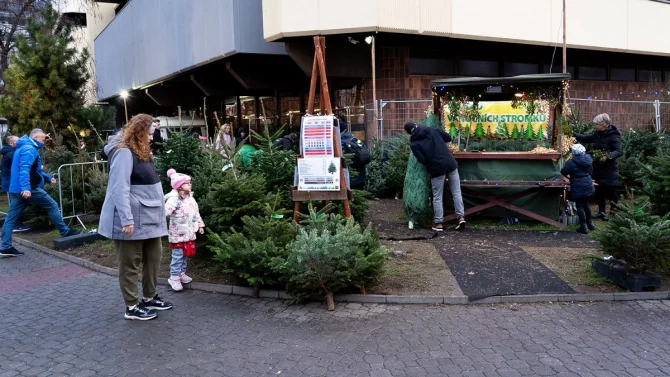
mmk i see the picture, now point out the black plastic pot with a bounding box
[591,259,661,292]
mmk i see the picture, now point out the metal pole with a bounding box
[203,97,210,142]
[654,100,661,132]
[562,0,567,74]
[371,36,377,138]
[123,97,129,124]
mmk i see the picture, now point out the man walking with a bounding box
[1,135,30,233]
[404,122,466,231]
[150,119,163,155]
[0,129,81,257]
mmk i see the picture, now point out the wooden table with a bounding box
[443,179,570,228]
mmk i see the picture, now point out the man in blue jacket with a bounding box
[2,135,32,233]
[405,122,466,232]
[0,129,81,257]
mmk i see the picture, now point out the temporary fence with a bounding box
[569,98,669,132]
[365,97,669,139]
[57,161,107,230]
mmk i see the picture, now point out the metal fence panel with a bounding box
[379,99,432,138]
[569,98,659,131]
[57,161,108,230]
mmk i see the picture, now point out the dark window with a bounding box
[409,57,454,75]
[578,66,607,81]
[610,67,636,81]
[542,64,575,77]
[459,60,498,77]
[639,68,662,82]
[503,62,538,76]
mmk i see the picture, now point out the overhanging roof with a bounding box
[430,74,571,89]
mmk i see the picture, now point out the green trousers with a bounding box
[115,238,162,306]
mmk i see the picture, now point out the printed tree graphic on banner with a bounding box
[474,123,485,139]
[536,124,546,140]
[524,120,535,140]
[449,122,458,138]
[495,122,509,139]
[511,124,520,139]
[486,125,493,139]
[328,161,337,174]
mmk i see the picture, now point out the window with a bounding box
[610,67,636,81]
[503,62,539,76]
[409,57,454,75]
[639,68,662,82]
[459,60,498,77]
[578,66,607,81]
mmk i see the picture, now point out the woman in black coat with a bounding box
[573,113,622,220]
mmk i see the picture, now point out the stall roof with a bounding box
[430,73,571,89]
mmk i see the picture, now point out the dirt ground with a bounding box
[370,240,463,296]
[13,198,669,296]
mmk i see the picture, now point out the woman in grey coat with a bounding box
[99,114,172,320]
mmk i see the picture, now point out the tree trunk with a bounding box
[325,292,335,311]
[252,284,260,298]
[359,285,366,295]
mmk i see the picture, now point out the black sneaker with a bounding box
[12,224,31,233]
[455,217,467,231]
[124,305,157,321]
[62,229,83,238]
[0,247,24,257]
[140,295,173,311]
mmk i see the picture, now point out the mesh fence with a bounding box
[378,99,433,138]
[659,102,670,131]
[569,98,660,131]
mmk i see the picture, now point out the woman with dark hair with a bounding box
[99,114,172,321]
[574,113,622,220]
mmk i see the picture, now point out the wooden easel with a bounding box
[292,36,352,222]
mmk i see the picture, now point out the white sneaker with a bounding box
[168,276,183,291]
[180,272,192,284]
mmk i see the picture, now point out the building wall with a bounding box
[263,0,670,57]
[95,0,286,100]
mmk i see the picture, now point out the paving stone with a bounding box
[3,245,670,377]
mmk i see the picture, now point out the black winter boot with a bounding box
[584,205,596,231]
[576,224,589,234]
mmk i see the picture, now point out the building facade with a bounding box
[93,0,670,139]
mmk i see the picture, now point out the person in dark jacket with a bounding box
[561,144,596,234]
[236,127,248,146]
[339,121,367,189]
[150,119,163,155]
[275,132,298,151]
[0,130,82,257]
[1,136,30,233]
[573,113,622,220]
[405,122,465,231]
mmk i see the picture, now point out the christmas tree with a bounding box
[519,125,525,140]
[524,120,535,140]
[328,161,337,174]
[536,124,546,140]
[511,124,520,139]
[474,123,485,139]
[403,114,439,227]
[0,5,90,136]
[449,122,459,138]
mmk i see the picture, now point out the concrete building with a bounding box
[93,0,670,139]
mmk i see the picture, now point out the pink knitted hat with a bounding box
[167,168,191,190]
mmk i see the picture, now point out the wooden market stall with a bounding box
[430,73,571,228]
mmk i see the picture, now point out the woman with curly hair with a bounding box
[99,114,172,320]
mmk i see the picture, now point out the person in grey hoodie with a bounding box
[99,114,172,321]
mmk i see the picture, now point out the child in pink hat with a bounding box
[164,168,205,291]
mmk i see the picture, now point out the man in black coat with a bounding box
[150,119,163,155]
[574,113,622,220]
[405,122,465,231]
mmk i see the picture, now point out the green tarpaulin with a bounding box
[444,159,564,220]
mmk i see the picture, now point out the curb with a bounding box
[14,237,670,305]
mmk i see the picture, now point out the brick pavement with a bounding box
[2,247,670,377]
